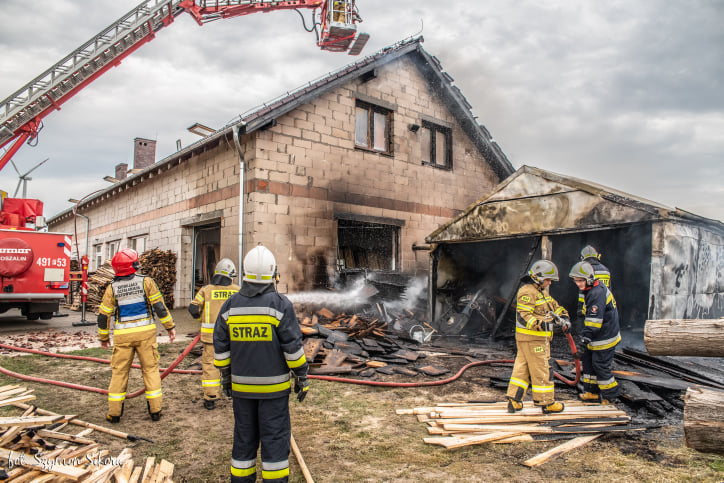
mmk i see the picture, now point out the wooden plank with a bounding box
[424,431,523,448]
[140,457,156,483]
[0,393,36,407]
[303,338,324,362]
[129,467,143,483]
[36,428,96,445]
[0,387,30,400]
[522,434,602,467]
[0,447,89,480]
[321,349,348,367]
[316,308,335,319]
[0,415,63,428]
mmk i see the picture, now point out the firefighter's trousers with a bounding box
[581,346,620,400]
[201,341,220,401]
[108,333,162,416]
[506,338,555,406]
[230,396,290,483]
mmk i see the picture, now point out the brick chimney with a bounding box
[115,163,128,181]
[133,137,156,170]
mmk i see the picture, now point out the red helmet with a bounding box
[111,248,140,276]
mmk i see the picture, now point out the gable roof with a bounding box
[50,36,514,223]
[426,165,724,243]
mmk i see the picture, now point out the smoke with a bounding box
[286,277,376,312]
[382,276,428,312]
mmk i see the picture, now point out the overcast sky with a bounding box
[1,0,722,222]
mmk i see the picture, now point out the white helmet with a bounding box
[528,259,559,284]
[580,245,600,260]
[569,261,596,286]
[243,245,276,284]
[214,258,237,280]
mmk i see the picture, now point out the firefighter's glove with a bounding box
[294,376,309,403]
[575,337,591,358]
[559,317,571,333]
[220,366,232,398]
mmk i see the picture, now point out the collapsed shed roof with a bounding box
[426,165,724,243]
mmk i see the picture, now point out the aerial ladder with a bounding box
[0,0,369,171]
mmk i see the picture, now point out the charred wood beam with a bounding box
[614,352,724,390]
[621,348,724,388]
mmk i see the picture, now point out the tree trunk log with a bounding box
[684,387,724,454]
[644,318,724,356]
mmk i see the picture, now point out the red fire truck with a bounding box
[0,1,367,320]
[0,198,71,320]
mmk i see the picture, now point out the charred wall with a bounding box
[433,223,652,344]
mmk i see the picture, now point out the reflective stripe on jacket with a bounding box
[515,283,568,341]
[581,281,621,351]
[97,274,174,343]
[189,284,240,343]
[213,289,308,399]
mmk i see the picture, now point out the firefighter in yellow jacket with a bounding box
[506,260,570,414]
[97,248,176,423]
[187,258,240,410]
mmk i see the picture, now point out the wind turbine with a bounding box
[11,158,49,198]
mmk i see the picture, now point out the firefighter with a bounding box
[214,245,308,483]
[569,261,621,404]
[574,245,611,334]
[506,260,570,414]
[580,245,611,287]
[187,258,240,410]
[97,248,176,423]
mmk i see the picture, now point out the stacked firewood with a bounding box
[85,261,116,313]
[300,308,450,377]
[0,385,175,482]
[73,249,177,313]
[138,249,177,309]
[398,400,651,467]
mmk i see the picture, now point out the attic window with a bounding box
[355,101,392,155]
[421,120,452,169]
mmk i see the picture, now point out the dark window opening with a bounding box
[355,101,392,154]
[337,219,399,271]
[421,121,452,169]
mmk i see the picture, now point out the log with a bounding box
[645,318,724,356]
[684,386,724,454]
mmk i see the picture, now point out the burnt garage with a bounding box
[425,165,724,345]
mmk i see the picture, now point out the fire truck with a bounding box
[0,198,71,319]
[0,0,368,320]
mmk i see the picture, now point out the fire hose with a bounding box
[0,330,580,391]
[0,334,201,397]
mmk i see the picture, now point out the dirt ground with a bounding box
[1,308,723,482]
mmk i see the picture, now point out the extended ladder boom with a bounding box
[0,0,367,171]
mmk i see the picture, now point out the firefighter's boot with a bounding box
[204,399,215,410]
[147,401,162,421]
[542,402,565,414]
[507,397,523,413]
[106,402,123,423]
[579,392,600,402]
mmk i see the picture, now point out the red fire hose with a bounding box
[0,332,581,392]
[555,332,582,386]
[0,334,201,397]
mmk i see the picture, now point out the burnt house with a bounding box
[426,165,724,344]
[47,37,514,305]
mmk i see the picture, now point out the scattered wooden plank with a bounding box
[0,414,63,428]
[522,434,602,467]
[0,447,90,480]
[425,431,524,448]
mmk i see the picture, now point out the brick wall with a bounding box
[50,54,503,302]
